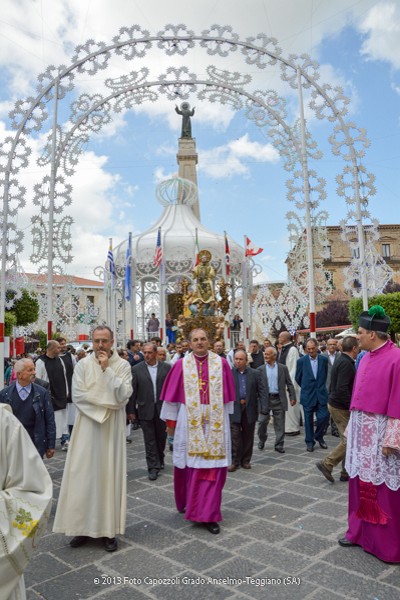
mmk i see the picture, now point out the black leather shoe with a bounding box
[316,461,334,483]
[104,537,118,552]
[317,440,328,449]
[258,441,265,450]
[206,522,220,534]
[70,536,89,548]
[338,537,357,547]
[340,473,349,482]
[148,471,158,481]
[285,431,300,436]
[275,447,285,454]
[306,446,314,452]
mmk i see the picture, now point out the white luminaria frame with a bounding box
[0,24,391,384]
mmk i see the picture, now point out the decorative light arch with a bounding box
[0,24,392,374]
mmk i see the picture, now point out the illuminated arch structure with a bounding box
[0,24,392,365]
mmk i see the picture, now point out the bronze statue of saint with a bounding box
[175,102,195,138]
[192,250,215,305]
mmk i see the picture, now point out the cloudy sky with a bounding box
[1,0,399,283]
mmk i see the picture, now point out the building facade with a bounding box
[323,224,400,293]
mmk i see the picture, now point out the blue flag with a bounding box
[124,233,132,301]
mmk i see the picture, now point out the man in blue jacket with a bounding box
[295,338,329,452]
[0,358,56,459]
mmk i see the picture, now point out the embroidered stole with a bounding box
[183,352,225,459]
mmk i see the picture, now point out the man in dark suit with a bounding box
[324,339,341,437]
[126,339,144,366]
[0,358,56,459]
[257,347,296,454]
[295,338,329,452]
[316,336,358,483]
[127,342,171,480]
[229,349,267,471]
[248,340,265,369]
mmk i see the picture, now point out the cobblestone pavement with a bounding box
[26,429,400,600]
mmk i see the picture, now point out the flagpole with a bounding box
[223,231,231,349]
[104,256,110,326]
[125,232,135,341]
[249,261,254,340]
[121,291,126,348]
[243,235,249,347]
[131,255,136,340]
[159,228,166,343]
[297,66,316,339]
[109,237,116,341]
[194,227,199,266]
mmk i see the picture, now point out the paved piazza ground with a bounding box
[26,429,400,600]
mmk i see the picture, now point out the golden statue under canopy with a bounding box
[192,250,215,305]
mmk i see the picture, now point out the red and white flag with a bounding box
[224,232,231,276]
[245,236,263,257]
[153,227,163,267]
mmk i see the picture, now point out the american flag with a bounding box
[153,227,163,267]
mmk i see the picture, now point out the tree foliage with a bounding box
[316,300,350,328]
[6,289,39,327]
[5,312,17,337]
[348,292,400,336]
[32,329,47,349]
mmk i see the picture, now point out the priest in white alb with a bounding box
[0,404,52,600]
[160,328,235,535]
[53,326,132,553]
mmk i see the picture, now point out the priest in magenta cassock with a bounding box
[160,327,235,535]
[339,305,400,563]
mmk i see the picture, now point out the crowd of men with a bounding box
[1,304,400,598]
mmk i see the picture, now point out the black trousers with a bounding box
[230,410,256,467]
[139,413,167,472]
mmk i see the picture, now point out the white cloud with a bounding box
[0,117,132,278]
[0,0,388,283]
[260,255,276,262]
[199,134,279,179]
[0,0,379,127]
[153,167,178,184]
[359,2,400,69]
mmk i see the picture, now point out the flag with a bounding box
[153,227,163,267]
[107,239,115,287]
[224,231,231,276]
[124,232,132,301]
[194,228,200,266]
[245,236,263,257]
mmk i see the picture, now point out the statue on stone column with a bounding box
[175,102,195,138]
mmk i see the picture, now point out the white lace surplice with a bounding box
[345,410,400,491]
